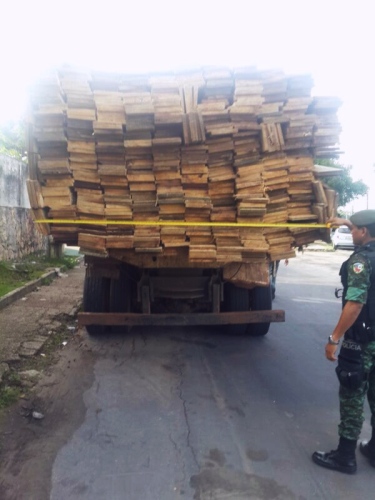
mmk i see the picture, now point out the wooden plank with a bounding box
[78,310,285,327]
[27,66,342,268]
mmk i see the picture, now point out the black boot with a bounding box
[312,437,357,474]
[359,428,375,467]
[359,442,375,467]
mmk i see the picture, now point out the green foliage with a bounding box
[0,254,80,297]
[0,120,26,160]
[0,371,23,409]
[316,159,368,207]
[0,386,21,409]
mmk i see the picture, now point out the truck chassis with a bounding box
[77,256,285,335]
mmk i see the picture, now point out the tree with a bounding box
[315,159,368,207]
[0,120,26,161]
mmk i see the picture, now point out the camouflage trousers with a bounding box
[339,340,375,441]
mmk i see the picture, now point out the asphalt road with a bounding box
[2,249,374,499]
[47,249,373,500]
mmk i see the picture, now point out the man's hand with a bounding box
[325,342,338,361]
[327,217,352,229]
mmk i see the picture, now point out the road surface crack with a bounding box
[176,362,199,472]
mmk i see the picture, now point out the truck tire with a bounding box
[223,283,250,335]
[110,270,131,333]
[83,273,110,335]
[247,285,272,336]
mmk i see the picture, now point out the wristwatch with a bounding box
[328,335,340,345]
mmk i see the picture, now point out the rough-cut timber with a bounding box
[27,67,341,269]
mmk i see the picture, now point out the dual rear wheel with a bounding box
[223,283,272,336]
[83,269,131,335]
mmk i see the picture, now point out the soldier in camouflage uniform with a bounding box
[312,209,375,474]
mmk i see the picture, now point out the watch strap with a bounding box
[328,335,340,345]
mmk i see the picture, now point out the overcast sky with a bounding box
[2,0,374,208]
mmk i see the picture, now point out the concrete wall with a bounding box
[0,153,47,260]
[0,154,30,209]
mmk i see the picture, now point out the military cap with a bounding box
[350,209,375,227]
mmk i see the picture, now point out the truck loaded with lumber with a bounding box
[26,67,341,335]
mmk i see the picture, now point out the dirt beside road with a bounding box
[0,336,96,500]
[0,260,93,500]
[0,262,85,364]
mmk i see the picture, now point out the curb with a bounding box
[0,269,59,311]
[305,247,334,252]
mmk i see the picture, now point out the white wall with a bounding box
[0,153,30,209]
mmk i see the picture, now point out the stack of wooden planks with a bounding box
[27,67,341,264]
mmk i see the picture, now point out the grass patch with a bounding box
[0,369,24,409]
[0,386,22,409]
[0,253,80,298]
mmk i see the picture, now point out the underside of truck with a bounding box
[79,256,284,336]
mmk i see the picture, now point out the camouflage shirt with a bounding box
[345,252,372,304]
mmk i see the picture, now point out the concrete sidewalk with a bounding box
[0,260,85,376]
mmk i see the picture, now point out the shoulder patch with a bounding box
[352,262,364,274]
